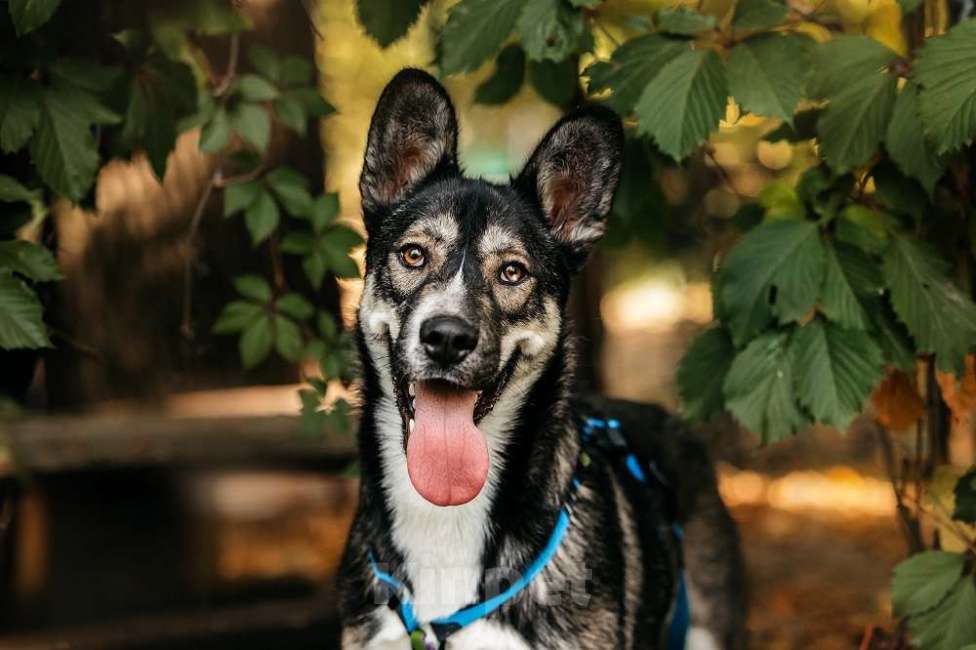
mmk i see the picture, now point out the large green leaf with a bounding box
[0,175,37,203]
[718,219,825,346]
[791,318,884,430]
[727,33,811,122]
[233,274,272,303]
[820,241,871,330]
[439,0,525,75]
[907,574,976,650]
[912,19,976,154]
[223,180,262,217]
[8,0,61,36]
[0,80,41,153]
[655,7,717,35]
[723,331,809,442]
[231,102,271,153]
[266,167,312,216]
[732,0,788,32]
[808,35,897,99]
[240,314,273,369]
[235,74,278,102]
[529,59,579,107]
[0,271,51,349]
[244,189,280,245]
[677,326,735,422]
[886,83,945,195]
[818,72,897,173]
[635,49,728,160]
[274,314,304,362]
[892,551,965,617]
[0,240,61,281]
[517,0,590,62]
[29,85,100,202]
[586,35,688,114]
[884,236,976,372]
[475,45,526,105]
[213,300,264,334]
[356,0,426,48]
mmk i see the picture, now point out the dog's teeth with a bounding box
[408,382,416,397]
[411,397,416,411]
[408,418,415,433]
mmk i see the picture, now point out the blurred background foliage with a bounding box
[1,0,975,648]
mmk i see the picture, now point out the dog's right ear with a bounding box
[359,69,459,224]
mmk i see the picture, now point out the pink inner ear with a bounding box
[546,174,582,241]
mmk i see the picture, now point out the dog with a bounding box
[337,69,745,650]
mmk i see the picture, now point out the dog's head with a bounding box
[357,69,622,508]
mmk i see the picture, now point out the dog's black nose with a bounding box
[420,316,478,366]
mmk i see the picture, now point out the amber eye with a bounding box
[499,261,528,286]
[398,244,427,269]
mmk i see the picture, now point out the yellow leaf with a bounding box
[791,21,832,43]
[864,0,907,56]
[828,0,872,26]
[872,370,924,430]
[926,465,976,552]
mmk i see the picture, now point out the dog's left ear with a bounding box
[360,69,459,222]
[515,106,623,269]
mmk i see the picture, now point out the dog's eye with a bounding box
[398,244,427,269]
[499,262,528,286]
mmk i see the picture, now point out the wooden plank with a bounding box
[0,591,338,650]
[0,415,357,477]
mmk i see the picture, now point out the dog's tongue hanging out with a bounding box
[406,382,489,506]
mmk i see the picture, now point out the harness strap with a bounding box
[368,415,691,649]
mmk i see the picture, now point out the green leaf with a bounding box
[732,0,788,32]
[213,300,264,334]
[758,181,804,220]
[279,56,314,86]
[791,318,884,430]
[0,240,61,281]
[274,314,304,362]
[907,573,976,650]
[0,80,41,153]
[818,72,897,173]
[8,0,61,36]
[323,247,360,278]
[529,59,579,107]
[248,45,280,82]
[303,252,327,290]
[199,107,231,153]
[439,0,524,75]
[475,45,526,105]
[184,0,251,34]
[325,225,365,251]
[235,74,278,102]
[277,293,314,320]
[356,0,425,47]
[224,180,262,217]
[677,327,735,421]
[309,193,340,232]
[836,205,888,254]
[518,0,591,62]
[0,272,51,349]
[274,95,306,135]
[635,49,728,161]
[821,241,871,330]
[586,35,688,114]
[912,19,976,154]
[953,468,976,524]
[240,314,273,369]
[318,311,338,339]
[808,35,897,100]
[231,102,271,152]
[727,34,811,122]
[289,88,335,118]
[244,190,280,245]
[867,299,917,372]
[233,274,272,303]
[872,161,930,220]
[47,58,122,93]
[266,167,312,216]
[886,83,945,195]
[655,7,717,35]
[30,86,100,202]
[884,235,976,372]
[892,551,965,617]
[718,220,825,345]
[281,231,315,255]
[723,331,809,442]
[0,175,37,203]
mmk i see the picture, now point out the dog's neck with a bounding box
[354,326,581,621]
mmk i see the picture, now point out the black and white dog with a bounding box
[338,69,745,650]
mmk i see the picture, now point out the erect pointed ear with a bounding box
[515,106,623,268]
[360,69,459,220]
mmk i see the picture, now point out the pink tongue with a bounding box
[406,383,489,506]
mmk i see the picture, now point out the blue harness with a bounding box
[368,416,691,650]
